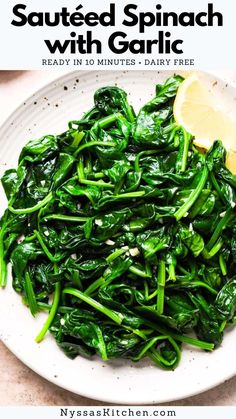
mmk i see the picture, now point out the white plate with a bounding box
[0,70,236,405]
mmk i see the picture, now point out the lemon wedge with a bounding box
[173,73,236,174]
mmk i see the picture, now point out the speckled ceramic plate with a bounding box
[0,70,236,404]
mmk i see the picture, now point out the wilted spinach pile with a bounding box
[1,75,236,370]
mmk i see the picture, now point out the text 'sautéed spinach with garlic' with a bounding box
[1,75,236,370]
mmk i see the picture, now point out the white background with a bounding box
[0,0,234,70]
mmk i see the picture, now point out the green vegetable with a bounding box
[1,76,236,370]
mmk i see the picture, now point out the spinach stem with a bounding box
[37,302,73,314]
[202,238,224,260]
[206,209,232,251]
[180,129,191,172]
[84,247,130,295]
[143,280,149,300]
[124,103,135,123]
[77,159,114,188]
[129,265,151,278]
[219,254,227,276]
[114,191,145,199]
[93,172,105,179]
[85,154,93,175]
[210,172,227,204]
[106,247,129,263]
[63,287,124,324]
[24,271,38,316]
[167,281,218,295]
[84,276,105,296]
[79,178,115,188]
[145,320,214,351]
[219,320,227,333]
[189,189,211,219]
[157,260,166,314]
[9,192,53,215]
[174,166,208,220]
[96,113,122,129]
[146,289,158,301]
[43,214,90,223]
[35,281,61,343]
[77,158,85,179]
[24,234,36,242]
[132,336,163,361]
[71,131,85,147]
[168,263,176,281]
